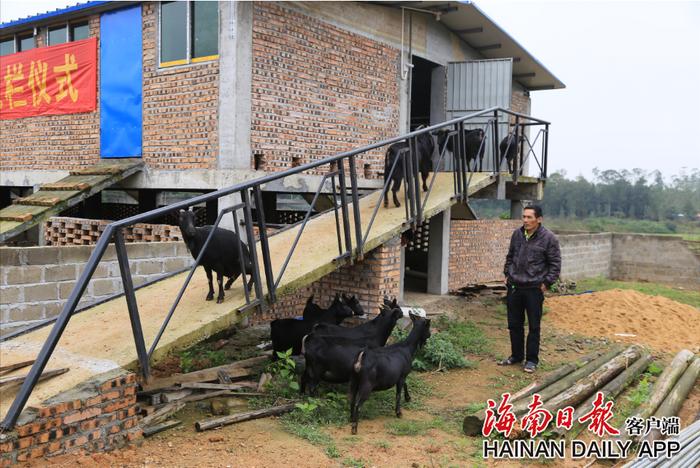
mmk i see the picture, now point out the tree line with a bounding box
[541,168,699,220]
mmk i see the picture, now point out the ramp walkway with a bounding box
[0,172,495,417]
[0,159,143,243]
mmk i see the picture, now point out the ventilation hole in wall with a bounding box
[254,153,266,171]
[363,163,371,179]
[291,157,301,168]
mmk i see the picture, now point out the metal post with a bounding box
[411,137,423,226]
[337,160,353,258]
[242,189,264,305]
[348,155,364,258]
[543,124,549,179]
[331,174,342,256]
[253,186,276,303]
[231,209,250,304]
[0,226,113,431]
[114,229,151,380]
[514,117,520,184]
[492,110,500,176]
[404,142,416,224]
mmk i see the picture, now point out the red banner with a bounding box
[0,37,97,120]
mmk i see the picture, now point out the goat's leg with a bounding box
[395,381,403,418]
[383,174,390,208]
[205,267,214,301]
[392,179,401,208]
[349,381,359,433]
[224,274,236,290]
[422,170,429,192]
[403,381,411,402]
[351,383,371,434]
[246,275,254,291]
[216,271,225,303]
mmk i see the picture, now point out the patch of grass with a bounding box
[373,440,390,449]
[178,348,227,374]
[575,277,700,308]
[465,402,485,414]
[647,361,664,376]
[281,419,340,459]
[385,417,444,436]
[342,457,367,467]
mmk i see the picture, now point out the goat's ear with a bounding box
[409,312,418,322]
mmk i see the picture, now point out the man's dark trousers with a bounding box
[506,286,544,364]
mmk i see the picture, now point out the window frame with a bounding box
[69,21,90,41]
[47,22,69,46]
[0,30,36,56]
[158,1,219,68]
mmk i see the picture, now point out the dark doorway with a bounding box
[410,55,440,130]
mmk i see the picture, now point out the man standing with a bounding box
[500,205,561,373]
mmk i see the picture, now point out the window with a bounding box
[48,25,68,45]
[70,22,89,41]
[17,34,35,52]
[160,1,218,67]
[0,38,14,56]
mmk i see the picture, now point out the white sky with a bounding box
[2,1,699,179]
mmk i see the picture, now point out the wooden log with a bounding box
[0,360,35,376]
[139,402,185,428]
[160,389,193,403]
[509,351,604,403]
[554,352,653,439]
[631,349,694,422]
[463,348,622,436]
[542,346,644,414]
[143,419,182,437]
[180,382,258,391]
[0,368,69,388]
[195,403,297,432]
[643,356,700,443]
[140,355,268,392]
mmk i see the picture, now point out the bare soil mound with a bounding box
[545,289,700,353]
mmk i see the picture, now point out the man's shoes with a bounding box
[523,361,537,373]
[498,356,523,366]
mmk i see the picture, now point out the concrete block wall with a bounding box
[611,234,700,289]
[0,370,140,464]
[45,217,183,246]
[252,236,402,324]
[0,242,193,333]
[448,219,521,290]
[250,2,400,177]
[558,233,613,280]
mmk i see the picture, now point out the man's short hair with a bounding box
[524,204,543,218]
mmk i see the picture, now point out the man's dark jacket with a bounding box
[504,225,561,288]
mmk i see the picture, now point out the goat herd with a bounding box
[272,294,431,434]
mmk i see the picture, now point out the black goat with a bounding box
[435,128,486,171]
[303,293,365,321]
[270,294,354,359]
[300,306,403,395]
[384,131,435,208]
[349,314,431,434]
[311,304,402,341]
[178,209,253,304]
[499,133,524,174]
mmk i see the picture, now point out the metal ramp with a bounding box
[0,159,143,243]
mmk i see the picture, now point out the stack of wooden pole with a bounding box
[463,345,651,437]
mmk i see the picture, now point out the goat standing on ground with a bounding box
[349,314,431,434]
[178,209,253,304]
[384,131,435,208]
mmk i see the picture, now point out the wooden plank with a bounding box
[179,382,259,391]
[41,175,110,191]
[0,204,47,222]
[0,360,35,376]
[140,355,267,393]
[0,368,69,389]
[143,419,181,437]
[139,402,185,427]
[196,404,296,431]
[15,191,81,207]
[70,160,142,176]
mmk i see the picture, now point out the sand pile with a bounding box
[545,289,700,353]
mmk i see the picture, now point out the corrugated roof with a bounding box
[0,1,123,33]
[377,1,565,90]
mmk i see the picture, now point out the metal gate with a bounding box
[445,59,513,172]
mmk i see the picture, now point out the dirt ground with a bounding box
[24,291,700,468]
[545,289,700,354]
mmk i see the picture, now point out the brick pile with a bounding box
[252,236,402,323]
[0,371,140,465]
[448,219,521,290]
[250,2,400,178]
[44,217,183,246]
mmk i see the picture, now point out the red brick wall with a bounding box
[511,89,530,115]
[448,219,521,290]
[0,15,101,171]
[45,217,183,245]
[250,3,401,177]
[141,2,219,170]
[0,372,140,465]
[253,236,402,323]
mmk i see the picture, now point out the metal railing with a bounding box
[0,107,549,430]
